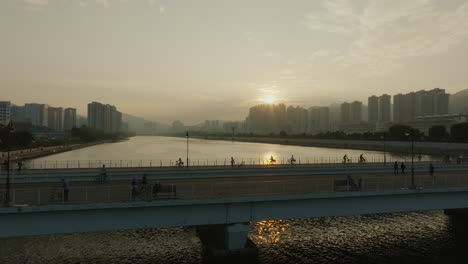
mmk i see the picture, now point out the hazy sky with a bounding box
[1,0,468,124]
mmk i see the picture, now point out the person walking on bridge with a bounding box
[101,164,107,182]
[61,178,69,202]
[429,163,434,176]
[131,175,138,199]
[401,162,406,174]
[393,161,399,174]
[17,160,23,172]
[230,157,235,167]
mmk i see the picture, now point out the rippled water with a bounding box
[1,210,466,264]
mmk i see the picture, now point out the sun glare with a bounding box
[262,96,277,104]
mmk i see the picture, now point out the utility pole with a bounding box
[231,126,235,141]
[186,131,189,169]
[383,133,386,166]
[405,131,416,189]
[3,122,14,206]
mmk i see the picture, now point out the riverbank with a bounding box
[0,139,126,163]
[192,136,468,156]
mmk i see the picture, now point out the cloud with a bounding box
[96,0,109,8]
[24,0,48,5]
[78,0,86,8]
[304,0,358,34]
[305,0,468,76]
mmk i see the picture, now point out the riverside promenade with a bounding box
[195,136,468,156]
[0,139,125,163]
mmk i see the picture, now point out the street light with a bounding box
[1,122,14,206]
[231,126,235,142]
[405,131,416,189]
[186,131,189,168]
[380,133,386,166]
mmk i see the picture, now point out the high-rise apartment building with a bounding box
[341,101,362,123]
[10,105,25,122]
[368,96,378,122]
[393,88,450,123]
[0,101,11,125]
[48,107,64,132]
[25,103,48,127]
[432,89,449,115]
[350,101,362,122]
[64,108,77,131]
[87,102,122,133]
[88,102,104,130]
[378,94,391,122]
[308,106,330,133]
[286,106,308,134]
[245,104,287,134]
[340,102,350,123]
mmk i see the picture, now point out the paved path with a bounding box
[3,166,468,206]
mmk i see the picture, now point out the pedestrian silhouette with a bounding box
[290,155,296,165]
[394,161,399,174]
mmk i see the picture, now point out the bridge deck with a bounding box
[2,166,468,206]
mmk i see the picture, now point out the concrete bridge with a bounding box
[2,163,468,256]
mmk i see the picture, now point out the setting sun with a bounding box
[262,95,277,104]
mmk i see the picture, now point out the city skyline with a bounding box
[2,1,468,124]
[0,86,465,128]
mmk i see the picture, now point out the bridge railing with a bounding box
[16,156,443,170]
[2,173,468,207]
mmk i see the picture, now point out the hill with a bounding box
[450,88,468,114]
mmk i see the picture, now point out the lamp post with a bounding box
[405,131,416,189]
[231,126,235,142]
[380,133,386,166]
[2,122,14,206]
[186,131,189,168]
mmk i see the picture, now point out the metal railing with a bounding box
[2,173,468,207]
[16,156,444,170]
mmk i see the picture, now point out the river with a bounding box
[27,136,427,167]
[1,136,462,264]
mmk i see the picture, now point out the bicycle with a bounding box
[132,185,151,201]
[94,172,108,183]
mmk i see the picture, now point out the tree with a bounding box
[279,130,288,138]
[0,125,33,150]
[428,125,447,142]
[388,125,412,140]
[450,122,468,142]
[14,131,33,148]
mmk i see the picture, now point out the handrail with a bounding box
[2,173,468,207]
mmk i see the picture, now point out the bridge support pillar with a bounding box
[445,208,468,254]
[196,223,257,264]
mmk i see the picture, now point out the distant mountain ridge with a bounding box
[450,88,468,114]
[122,113,170,134]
